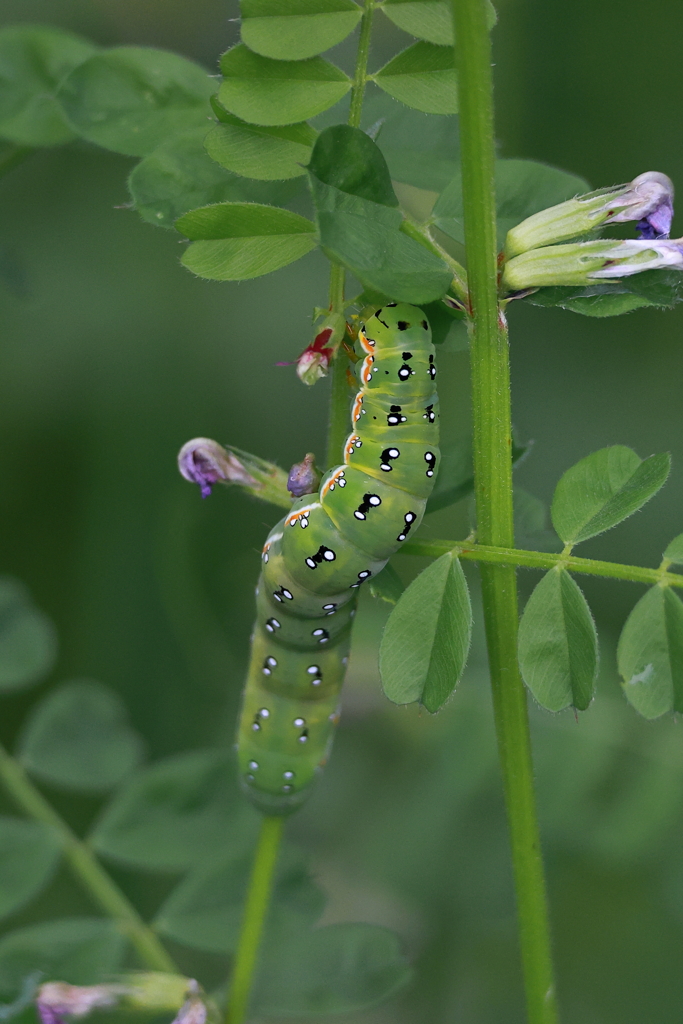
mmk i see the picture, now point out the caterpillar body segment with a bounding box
[237,303,440,814]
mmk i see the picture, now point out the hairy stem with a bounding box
[0,743,176,972]
[226,816,284,1024]
[401,539,683,589]
[400,220,469,304]
[451,1,559,1022]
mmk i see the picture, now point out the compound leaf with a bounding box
[373,42,458,116]
[0,919,125,1000]
[618,585,683,718]
[0,25,98,146]
[57,46,214,157]
[308,124,398,207]
[380,0,496,46]
[129,127,301,228]
[204,116,316,180]
[0,578,57,694]
[18,680,144,793]
[155,846,324,954]
[177,202,317,280]
[0,819,61,921]
[240,0,362,61]
[380,552,472,712]
[219,45,350,126]
[90,749,259,871]
[254,923,411,1016]
[551,445,670,546]
[518,568,598,712]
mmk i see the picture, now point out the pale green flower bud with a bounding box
[505,171,674,258]
[502,237,683,291]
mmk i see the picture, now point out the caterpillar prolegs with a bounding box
[237,303,440,813]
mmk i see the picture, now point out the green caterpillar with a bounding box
[237,303,440,813]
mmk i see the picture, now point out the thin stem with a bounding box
[348,0,375,129]
[451,1,559,1022]
[0,743,176,973]
[400,539,683,589]
[326,262,350,467]
[325,0,376,467]
[226,816,284,1024]
[400,219,469,305]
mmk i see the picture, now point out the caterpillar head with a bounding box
[359,303,431,353]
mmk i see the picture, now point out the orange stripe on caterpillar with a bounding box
[352,392,364,423]
[321,467,346,498]
[284,503,319,529]
[360,354,374,384]
[358,326,375,355]
[344,433,362,463]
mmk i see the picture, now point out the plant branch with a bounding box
[0,743,176,973]
[400,219,469,304]
[325,0,377,468]
[451,1,559,1021]
[226,816,284,1024]
[401,539,683,589]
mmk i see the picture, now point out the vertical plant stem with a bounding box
[0,743,176,973]
[226,816,284,1024]
[325,0,376,467]
[450,2,559,1022]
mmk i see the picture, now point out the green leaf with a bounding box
[421,300,468,351]
[308,131,450,302]
[308,124,398,207]
[369,562,405,605]
[204,117,316,180]
[518,568,598,712]
[240,0,362,61]
[551,446,671,546]
[57,46,214,157]
[664,533,683,566]
[525,268,683,317]
[0,26,98,146]
[18,680,144,793]
[254,923,411,1016]
[0,819,61,921]
[90,749,259,871]
[380,0,496,46]
[373,42,458,116]
[0,578,57,693]
[129,128,301,228]
[618,585,683,718]
[380,552,472,712]
[219,45,350,126]
[177,202,317,281]
[433,158,589,248]
[0,919,126,999]
[353,93,459,193]
[155,846,324,953]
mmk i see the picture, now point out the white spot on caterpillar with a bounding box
[282,784,292,792]
[293,717,305,727]
[249,760,259,770]
[283,770,295,779]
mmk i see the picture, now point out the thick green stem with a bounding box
[401,539,683,589]
[348,0,375,129]
[451,1,559,1022]
[0,744,176,973]
[226,816,284,1024]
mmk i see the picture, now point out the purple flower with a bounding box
[612,171,674,240]
[177,438,258,498]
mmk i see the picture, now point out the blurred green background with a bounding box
[1,1,683,1021]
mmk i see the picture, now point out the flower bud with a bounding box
[505,171,675,258]
[178,438,290,508]
[36,975,210,1024]
[287,453,321,497]
[296,311,346,386]
[37,982,124,1024]
[503,237,683,291]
